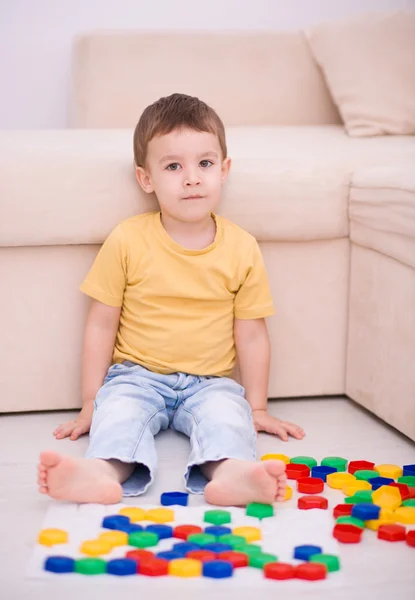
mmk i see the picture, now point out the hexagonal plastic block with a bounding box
[119,507,147,522]
[332,523,363,543]
[160,491,188,507]
[145,525,173,540]
[174,541,206,555]
[203,560,233,579]
[374,464,403,479]
[173,525,203,540]
[377,524,406,542]
[44,556,75,573]
[249,553,278,568]
[139,558,169,576]
[264,562,296,580]
[204,509,232,525]
[351,503,381,521]
[168,558,202,578]
[321,456,348,472]
[261,453,290,463]
[393,507,415,524]
[344,490,373,504]
[343,480,373,496]
[333,504,353,519]
[75,558,107,575]
[336,516,365,529]
[186,550,217,563]
[403,464,415,478]
[406,530,415,547]
[326,472,356,489]
[128,531,159,548]
[204,526,231,537]
[389,482,410,500]
[372,485,402,510]
[38,528,69,547]
[293,544,322,561]
[125,549,154,564]
[311,466,337,482]
[402,499,415,507]
[295,563,327,580]
[107,558,137,576]
[286,463,311,480]
[298,495,328,510]
[102,515,131,532]
[232,526,262,542]
[246,502,274,519]
[217,534,247,549]
[290,456,318,469]
[186,534,217,547]
[310,553,340,572]
[398,475,415,486]
[297,477,324,494]
[348,460,375,475]
[146,508,175,523]
[217,551,249,568]
[354,470,379,481]
[369,477,395,491]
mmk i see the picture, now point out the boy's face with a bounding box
[135,128,231,223]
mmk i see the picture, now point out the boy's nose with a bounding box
[183,168,201,186]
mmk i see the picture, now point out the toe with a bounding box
[40,451,61,468]
[262,460,286,478]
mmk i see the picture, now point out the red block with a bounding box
[264,562,295,580]
[389,483,410,501]
[139,558,169,576]
[187,550,216,563]
[333,504,353,519]
[286,463,311,480]
[406,530,415,547]
[298,495,328,510]
[125,549,155,570]
[297,477,324,494]
[409,486,415,499]
[348,460,375,475]
[218,551,249,568]
[295,563,327,581]
[333,523,363,543]
[173,524,203,540]
[378,524,406,542]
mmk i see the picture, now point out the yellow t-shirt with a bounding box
[80,212,274,377]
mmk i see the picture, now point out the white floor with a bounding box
[1,397,415,600]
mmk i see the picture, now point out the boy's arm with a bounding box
[53,300,121,440]
[234,317,305,441]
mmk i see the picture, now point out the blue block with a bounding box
[203,560,234,579]
[127,524,144,534]
[160,491,189,506]
[102,515,131,532]
[204,543,233,554]
[293,545,322,561]
[146,524,173,539]
[173,542,201,556]
[403,464,415,477]
[311,466,337,482]
[44,556,75,573]
[156,551,183,561]
[351,503,381,521]
[107,558,137,576]
[204,526,232,537]
[370,477,394,490]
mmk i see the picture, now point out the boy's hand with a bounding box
[53,406,94,441]
[252,409,305,441]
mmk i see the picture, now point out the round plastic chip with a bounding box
[203,560,234,579]
[44,556,75,573]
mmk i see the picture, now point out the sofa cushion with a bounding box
[349,166,415,268]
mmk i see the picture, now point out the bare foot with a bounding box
[37,451,123,504]
[204,459,286,507]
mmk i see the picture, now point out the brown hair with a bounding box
[133,93,227,168]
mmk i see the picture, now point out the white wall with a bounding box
[1,0,414,129]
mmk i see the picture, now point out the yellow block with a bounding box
[372,486,402,510]
[38,528,68,547]
[365,511,396,531]
[169,558,202,578]
[326,472,356,489]
[233,526,262,543]
[393,506,415,525]
[374,464,403,479]
[261,453,290,464]
[80,539,112,556]
[283,485,293,501]
[119,507,147,522]
[98,531,129,548]
[146,508,175,523]
[342,480,372,496]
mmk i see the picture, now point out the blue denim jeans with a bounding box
[85,362,257,496]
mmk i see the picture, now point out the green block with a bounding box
[402,499,415,507]
[75,558,107,575]
[290,456,318,468]
[128,531,159,548]
[344,490,373,504]
[354,470,378,481]
[187,533,217,546]
[310,554,340,572]
[336,516,365,529]
[398,476,415,486]
[249,553,278,568]
[204,509,232,525]
[246,502,274,519]
[236,544,263,557]
[321,456,348,472]
[218,534,246,549]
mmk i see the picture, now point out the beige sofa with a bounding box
[1,31,414,440]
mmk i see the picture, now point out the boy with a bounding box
[37,93,304,506]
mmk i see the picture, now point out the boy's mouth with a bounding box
[182,195,204,200]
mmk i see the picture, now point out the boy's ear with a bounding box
[135,165,155,194]
[221,157,231,183]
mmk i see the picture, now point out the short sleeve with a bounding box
[234,240,274,319]
[79,224,127,307]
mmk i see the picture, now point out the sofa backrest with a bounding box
[70,31,341,128]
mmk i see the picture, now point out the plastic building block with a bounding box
[286,463,310,480]
[348,460,375,475]
[345,490,373,504]
[173,542,202,555]
[102,515,131,532]
[284,485,293,501]
[377,524,406,542]
[160,491,188,506]
[372,485,402,510]
[402,499,415,507]
[203,560,234,578]
[125,549,154,563]
[204,543,233,554]
[393,506,415,524]
[311,466,337,482]
[310,553,340,572]
[406,530,415,547]
[127,524,144,534]
[398,475,415,486]
[264,562,296,580]
[169,558,202,578]
[218,534,247,549]
[38,528,68,547]
[332,523,363,543]
[145,508,174,523]
[99,531,128,548]
[249,553,278,568]
[343,480,372,496]
[236,544,262,556]
[156,550,183,561]
[389,483,410,500]
[298,495,328,510]
[370,477,395,490]
[232,526,262,542]
[333,504,353,519]
[374,464,403,479]
[403,464,415,477]
[293,544,322,561]
[321,456,348,472]
[204,526,231,537]
[409,486,415,498]
[297,477,324,494]
[336,516,365,529]
[295,563,327,580]
[186,550,217,562]
[118,507,147,522]
[139,558,169,576]
[204,509,231,525]
[80,539,112,556]
[365,508,395,531]
[218,551,249,568]
[261,453,290,463]
[128,531,159,548]
[354,470,378,482]
[44,556,75,573]
[75,558,107,575]
[187,533,217,547]
[290,456,318,469]
[246,502,274,519]
[145,524,173,539]
[107,558,137,576]
[351,504,381,521]
[173,524,203,540]
[327,472,356,489]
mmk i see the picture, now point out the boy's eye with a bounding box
[166,163,181,171]
[200,159,213,168]
[165,160,213,171]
